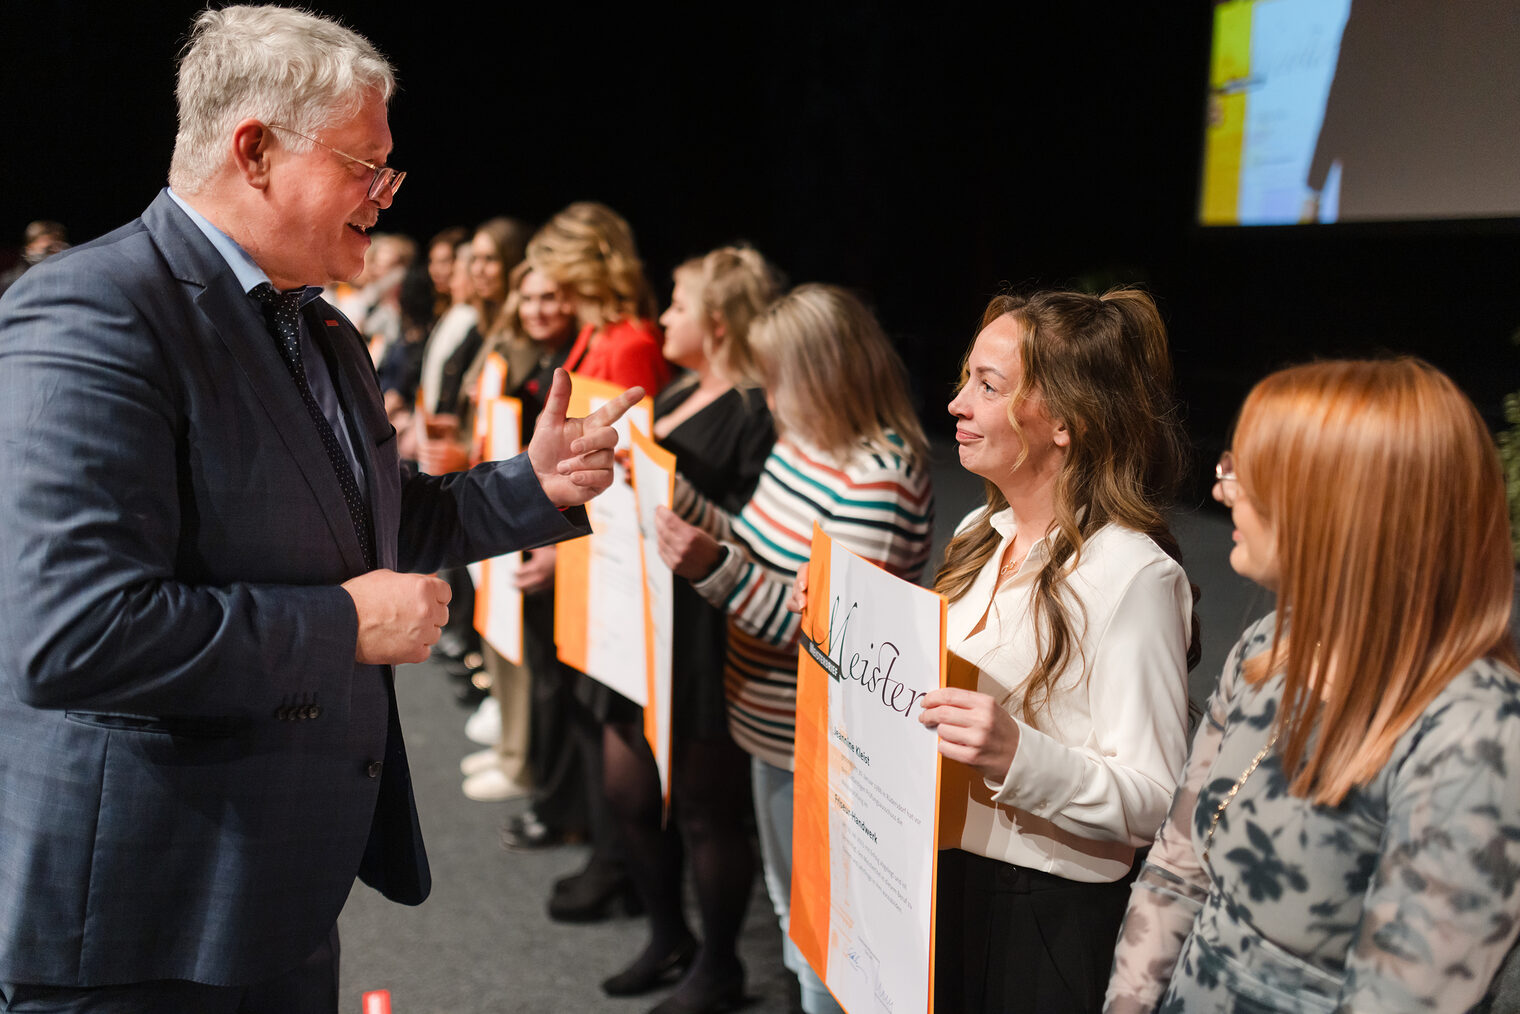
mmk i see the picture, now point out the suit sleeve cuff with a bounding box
[506,453,591,548]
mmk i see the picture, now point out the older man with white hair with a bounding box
[0,7,640,1011]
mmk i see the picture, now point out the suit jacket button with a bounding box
[367,761,383,778]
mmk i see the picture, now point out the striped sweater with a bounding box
[684,435,934,769]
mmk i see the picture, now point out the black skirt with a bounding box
[933,847,1141,1014]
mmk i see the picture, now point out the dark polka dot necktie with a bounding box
[252,283,375,569]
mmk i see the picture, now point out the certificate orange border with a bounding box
[552,373,653,673]
[789,524,948,1012]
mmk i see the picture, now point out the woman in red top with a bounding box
[518,202,673,925]
[527,201,671,395]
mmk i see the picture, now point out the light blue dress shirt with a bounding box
[165,188,367,494]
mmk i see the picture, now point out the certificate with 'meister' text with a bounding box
[791,524,945,1013]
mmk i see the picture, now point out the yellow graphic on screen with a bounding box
[1201,1,1252,225]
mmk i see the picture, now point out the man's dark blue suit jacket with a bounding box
[0,192,587,987]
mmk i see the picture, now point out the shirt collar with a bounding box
[165,187,320,305]
[987,506,1061,569]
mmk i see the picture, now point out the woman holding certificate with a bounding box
[918,288,1198,1014]
[1104,359,1520,1013]
[518,202,673,921]
[656,284,934,1014]
[599,246,778,1013]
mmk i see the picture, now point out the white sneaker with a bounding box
[464,696,500,746]
[461,766,529,802]
[460,746,500,777]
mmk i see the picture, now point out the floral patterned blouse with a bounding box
[1104,612,1520,1014]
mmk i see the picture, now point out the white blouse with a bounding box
[944,508,1192,883]
[418,302,480,413]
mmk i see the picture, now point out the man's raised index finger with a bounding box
[583,385,646,428]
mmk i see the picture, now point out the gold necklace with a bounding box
[1201,730,1279,862]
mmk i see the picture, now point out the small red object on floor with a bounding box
[362,989,392,1014]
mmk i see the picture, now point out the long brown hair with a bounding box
[472,216,530,335]
[460,260,575,402]
[1233,358,1518,806]
[934,288,1197,723]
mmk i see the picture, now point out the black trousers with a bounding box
[933,848,1138,1014]
[522,588,586,834]
[0,927,339,1014]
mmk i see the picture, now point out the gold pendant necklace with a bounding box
[1201,730,1279,862]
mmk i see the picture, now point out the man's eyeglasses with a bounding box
[266,123,405,202]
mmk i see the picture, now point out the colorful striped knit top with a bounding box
[683,434,934,769]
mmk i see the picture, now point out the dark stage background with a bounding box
[5,1,1518,501]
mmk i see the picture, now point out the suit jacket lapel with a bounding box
[142,193,370,575]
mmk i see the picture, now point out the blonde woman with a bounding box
[491,261,597,845]
[657,283,934,1014]
[917,289,1198,1013]
[452,260,582,803]
[1105,359,1520,1013]
[599,247,779,1012]
[527,201,670,396]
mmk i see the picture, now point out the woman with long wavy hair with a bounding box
[917,288,1199,1014]
[1105,358,1520,1013]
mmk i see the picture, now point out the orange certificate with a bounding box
[554,373,655,703]
[791,524,945,1013]
[468,396,524,664]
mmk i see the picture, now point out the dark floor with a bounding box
[337,439,1265,1013]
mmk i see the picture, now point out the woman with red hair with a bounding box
[1106,358,1520,1013]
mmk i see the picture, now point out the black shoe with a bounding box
[602,935,698,996]
[453,672,489,708]
[441,649,486,681]
[440,645,485,689]
[500,811,578,852]
[647,963,748,1014]
[547,868,642,922]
